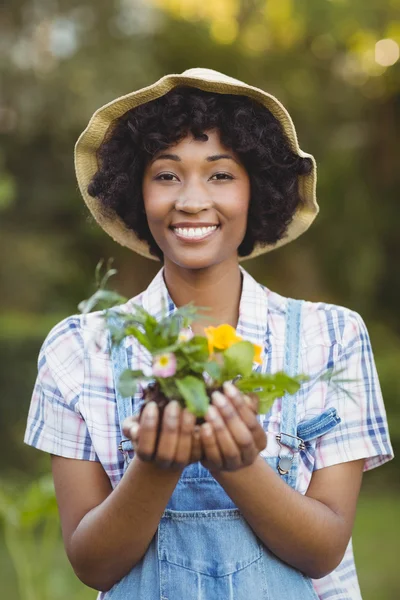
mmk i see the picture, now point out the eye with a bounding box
[210,172,234,181]
[155,172,179,181]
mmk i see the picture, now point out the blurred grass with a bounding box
[0,534,96,600]
[0,491,398,600]
[353,493,400,600]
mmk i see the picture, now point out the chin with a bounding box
[166,249,234,271]
[173,257,218,271]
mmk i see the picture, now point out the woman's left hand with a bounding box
[200,381,267,472]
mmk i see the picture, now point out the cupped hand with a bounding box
[199,382,267,472]
[122,400,203,470]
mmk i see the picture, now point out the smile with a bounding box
[171,225,219,241]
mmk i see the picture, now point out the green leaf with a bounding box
[96,258,118,290]
[125,325,152,351]
[271,372,302,394]
[118,369,139,397]
[108,323,127,346]
[176,376,210,417]
[78,289,127,314]
[258,396,279,414]
[180,336,209,361]
[189,361,208,374]
[318,367,346,382]
[235,371,307,414]
[223,341,254,379]
[158,377,181,400]
[204,360,222,381]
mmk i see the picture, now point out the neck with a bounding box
[163,258,242,336]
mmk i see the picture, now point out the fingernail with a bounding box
[168,400,180,416]
[212,392,227,407]
[145,401,157,416]
[244,395,253,407]
[223,381,237,396]
[202,423,212,436]
[207,405,218,420]
[224,382,243,405]
[183,410,195,425]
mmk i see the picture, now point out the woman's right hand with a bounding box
[122,401,203,470]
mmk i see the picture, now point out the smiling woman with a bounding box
[141,131,251,271]
[24,68,393,600]
[87,84,313,261]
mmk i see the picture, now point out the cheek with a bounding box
[142,184,171,225]
[223,183,250,225]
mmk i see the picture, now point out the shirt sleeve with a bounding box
[24,315,99,461]
[314,309,394,472]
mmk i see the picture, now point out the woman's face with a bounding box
[142,130,251,271]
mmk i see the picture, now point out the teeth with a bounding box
[174,226,217,238]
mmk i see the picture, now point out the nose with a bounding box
[174,181,213,213]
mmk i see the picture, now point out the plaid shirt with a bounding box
[25,267,393,600]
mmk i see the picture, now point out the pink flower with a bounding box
[152,352,177,378]
[178,327,194,343]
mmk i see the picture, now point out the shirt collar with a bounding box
[141,268,174,320]
[140,266,269,348]
[236,266,269,348]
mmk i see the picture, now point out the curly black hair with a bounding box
[88,87,313,259]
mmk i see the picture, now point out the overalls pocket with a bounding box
[157,508,267,600]
[296,407,341,473]
[297,407,341,443]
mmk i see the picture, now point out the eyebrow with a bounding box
[151,153,238,164]
[207,154,237,163]
[152,153,181,163]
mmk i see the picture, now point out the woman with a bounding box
[24,68,393,599]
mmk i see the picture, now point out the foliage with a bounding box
[79,264,358,416]
[0,475,60,600]
[0,481,398,600]
[0,2,398,597]
[0,0,398,466]
[0,473,95,600]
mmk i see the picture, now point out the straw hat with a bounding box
[75,67,318,261]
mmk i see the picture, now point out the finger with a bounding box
[211,391,256,465]
[200,422,223,469]
[136,401,159,462]
[155,401,181,468]
[223,383,267,452]
[244,393,259,413]
[173,409,196,468]
[122,415,139,439]
[206,401,241,471]
[189,426,203,464]
[223,382,259,418]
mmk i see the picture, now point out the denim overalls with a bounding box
[106,299,340,600]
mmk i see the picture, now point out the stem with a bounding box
[4,524,38,600]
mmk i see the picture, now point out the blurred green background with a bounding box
[0,0,399,598]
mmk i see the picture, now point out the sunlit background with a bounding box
[0,1,399,598]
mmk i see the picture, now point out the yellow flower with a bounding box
[204,324,263,365]
[204,324,243,355]
[253,344,263,365]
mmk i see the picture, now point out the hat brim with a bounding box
[74,68,318,261]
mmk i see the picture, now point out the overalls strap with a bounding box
[109,310,134,454]
[278,298,304,485]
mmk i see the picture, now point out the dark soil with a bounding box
[138,382,259,446]
[139,381,220,428]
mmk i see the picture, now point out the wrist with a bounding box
[132,454,185,478]
[207,455,263,480]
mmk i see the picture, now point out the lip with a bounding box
[170,224,220,243]
[170,222,219,228]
